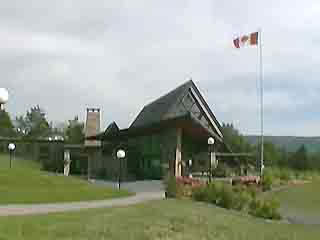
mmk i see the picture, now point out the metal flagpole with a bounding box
[259,29,264,177]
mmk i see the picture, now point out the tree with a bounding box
[290,145,309,170]
[0,110,15,137]
[221,123,255,170]
[221,123,252,153]
[65,116,84,144]
[263,141,282,167]
[278,147,289,168]
[15,105,51,138]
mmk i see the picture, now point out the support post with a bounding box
[209,146,212,183]
[118,158,121,190]
[259,29,264,177]
[9,150,12,169]
[175,128,182,177]
[212,147,216,177]
[87,152,92,180]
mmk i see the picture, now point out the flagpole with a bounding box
[259,29,264,177]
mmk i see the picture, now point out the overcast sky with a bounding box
[1,1,320,136]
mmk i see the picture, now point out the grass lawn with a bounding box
[267,180,320,223]
[1,199,320,240]
[0,154,131,204]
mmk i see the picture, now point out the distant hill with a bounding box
[245,135,320,153]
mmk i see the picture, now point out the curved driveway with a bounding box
[0,180,165,216]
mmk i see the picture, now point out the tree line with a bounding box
[1,106,319,170]
[221,123,320,171]
[0,105,84,144]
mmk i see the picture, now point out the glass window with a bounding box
[182,93,195,110]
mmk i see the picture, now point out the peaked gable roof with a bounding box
[130,80,223,139]
[104,121,119,135]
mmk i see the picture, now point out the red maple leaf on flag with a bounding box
[241,35,249,44]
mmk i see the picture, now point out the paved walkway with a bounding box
[0,180,165,217]
[92,180,164,193]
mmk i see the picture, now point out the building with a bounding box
[89,80,230,180]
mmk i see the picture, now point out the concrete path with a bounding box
[0,180,165,217]
[92,180,164,193]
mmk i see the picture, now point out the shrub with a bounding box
[216,184,234,209]
[233,190,252,211]
[164,174,178,198]
[247,185,259,199]
[191,179,281,220]
[165,175,202,198]
[261,171,274,191]
[192,185,208,202]
[206,183,221,204]
[279,168,292,182]
[249,197,262,215]
[191,182,219,203]
[249,197,281,220]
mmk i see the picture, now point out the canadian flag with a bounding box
[233,32,258,48]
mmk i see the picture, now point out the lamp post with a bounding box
[208,137,215,183]
[188,159,192,178]
[8,143,15,169]
[117,149,125,190]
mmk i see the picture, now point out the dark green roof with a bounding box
[104,122,119,135]
[93,112,221,141]
[130,80,192,128]
[130,80,223,139]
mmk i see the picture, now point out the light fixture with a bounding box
[8,143,15,151]
[8,143,15,169]
[116,149,125,190]
[0,88,9,110]
[208,137,215,145]
[117,149,126,159]
[0,88,9,104]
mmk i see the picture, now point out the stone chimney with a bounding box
[84,108,101,147]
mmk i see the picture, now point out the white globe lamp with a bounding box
[0,88,9,110]
[8,143,15,151]
[117,149,126,159]
[208,137,215,145]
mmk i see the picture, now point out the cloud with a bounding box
[1,0,319,136]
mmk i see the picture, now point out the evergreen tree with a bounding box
[221,123,252,153]
[65,116,84,144]
[290,145,309,170]
[15,105,51,138]
[263,141,282,167]
[0,110,15,137]
[278,147,289,167]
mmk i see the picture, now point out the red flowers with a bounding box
[232,176,260,185]
[176,176,204,188]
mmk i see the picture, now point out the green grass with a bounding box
[1,199,320,240]
[267,180,320,222]
[0,154,131,204]
[1,155,319,239]
[0,153,41,170]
